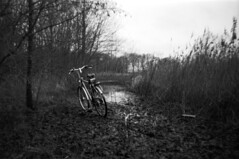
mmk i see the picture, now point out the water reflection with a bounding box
[102,85,134,104]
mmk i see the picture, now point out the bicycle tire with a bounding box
[93,86,107,117]
[77,87,90,110]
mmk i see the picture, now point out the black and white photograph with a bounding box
[0,0,239,158]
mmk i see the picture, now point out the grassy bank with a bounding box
[133,31,239,124]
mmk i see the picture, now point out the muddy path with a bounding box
[1,84,238,159]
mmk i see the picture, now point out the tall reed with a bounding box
[134,30,239,123]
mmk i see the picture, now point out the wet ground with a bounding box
[102,84,136,104]
[1,84,238,159]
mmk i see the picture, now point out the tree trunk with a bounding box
[81,0,86,65]
[26,0,34,110]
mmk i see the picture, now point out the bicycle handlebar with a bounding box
[68,65,93,74]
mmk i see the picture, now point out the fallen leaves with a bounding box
[1,99,239,159]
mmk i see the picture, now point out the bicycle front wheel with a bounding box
[93,87,107,117]
[77,87,90,110]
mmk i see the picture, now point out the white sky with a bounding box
[114,0,239,57]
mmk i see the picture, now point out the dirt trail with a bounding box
[13,98,238,159]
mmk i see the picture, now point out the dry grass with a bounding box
[133,31,239,123]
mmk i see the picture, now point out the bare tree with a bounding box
[26,0,34,109]
[1,0,121,110]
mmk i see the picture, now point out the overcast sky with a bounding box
[114,0,239,57]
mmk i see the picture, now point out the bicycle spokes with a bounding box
[93,93,107,117]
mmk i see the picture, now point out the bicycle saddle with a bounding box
[87,73,95,79]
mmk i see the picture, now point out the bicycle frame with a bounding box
[70,66,102,102]
[80,82,92,101]
[69,65,107,117]
[82,81,103,101]
[75,69,93,101]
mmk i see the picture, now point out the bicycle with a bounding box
[69,65,107,117]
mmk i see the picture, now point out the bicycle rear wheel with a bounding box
[77,87,90,110]
[93,87,107,117]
